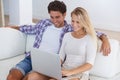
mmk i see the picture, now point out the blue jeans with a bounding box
[12,55,32,76]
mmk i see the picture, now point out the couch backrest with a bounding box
[0,28,26,60]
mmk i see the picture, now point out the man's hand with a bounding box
[100,35,111,56]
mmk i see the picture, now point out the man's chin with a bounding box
[55,25,60,28]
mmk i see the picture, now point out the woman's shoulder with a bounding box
[86,34,91,37]
[63,32,72,39]
[64,32,71,37]
[85,34,93,41]
[65,32,71,35]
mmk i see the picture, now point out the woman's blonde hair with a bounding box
[71,7,97,47]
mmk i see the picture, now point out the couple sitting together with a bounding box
[7,0,111,80]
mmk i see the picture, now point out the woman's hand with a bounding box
[62,69,73,77]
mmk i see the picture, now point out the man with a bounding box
[7,1,110,80]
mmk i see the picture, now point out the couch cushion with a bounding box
[0,28,26,60]
[26,35,35,52]
[90,39,120,78]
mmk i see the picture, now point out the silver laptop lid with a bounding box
[31,48,62,80]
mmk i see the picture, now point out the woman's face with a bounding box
[71,14,83,32]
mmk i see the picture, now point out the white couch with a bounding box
[0,28,120,80]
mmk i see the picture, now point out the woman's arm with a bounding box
[62,63,92,76]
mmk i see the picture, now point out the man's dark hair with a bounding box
[48,0,66,14]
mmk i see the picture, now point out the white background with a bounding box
[3,0,120,32]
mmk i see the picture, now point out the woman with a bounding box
[59,7,97,80]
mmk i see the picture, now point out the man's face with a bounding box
[49,11,66,28]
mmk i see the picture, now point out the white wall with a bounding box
[62,0,120,32]
[3,0,9,15]
[32,0,51,19]
[3,0,120,32]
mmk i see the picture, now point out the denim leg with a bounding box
[13,55,32,75]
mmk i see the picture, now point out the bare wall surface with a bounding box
[3,0,120,32]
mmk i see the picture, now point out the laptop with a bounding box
[31,48,62,80]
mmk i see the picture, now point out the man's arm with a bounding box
[6,24,37,34]
[6,26,20,30]
[98,33,111,56]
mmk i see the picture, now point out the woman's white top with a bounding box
[59,32,97,70]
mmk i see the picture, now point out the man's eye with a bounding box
[56,16,60,19]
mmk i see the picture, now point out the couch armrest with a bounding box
[0,28,26,60]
